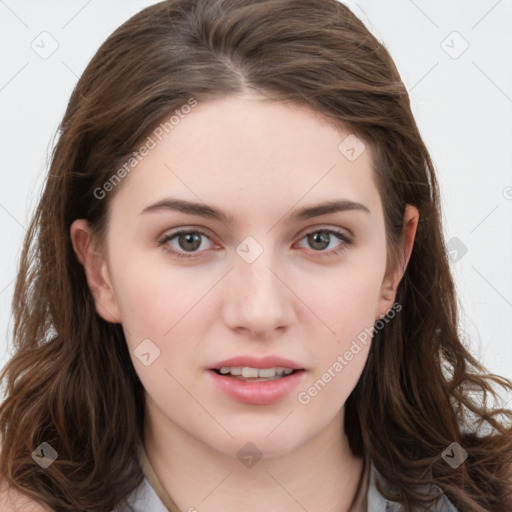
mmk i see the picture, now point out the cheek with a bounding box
[109,225,386,347]
[108,248,212,344]
[295,275,378,415]
[108,254,210,403]
[302,258,385,349]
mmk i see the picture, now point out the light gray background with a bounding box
[1,1,511,388]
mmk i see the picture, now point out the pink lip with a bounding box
[207,369,305,405]
[210,355,304,371]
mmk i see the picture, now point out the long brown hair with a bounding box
[1,0,511,510]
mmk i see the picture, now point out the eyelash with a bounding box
[157,228,353,259]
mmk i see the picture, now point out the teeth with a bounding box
[228,367,242,375]
[258,368,277,378]
[218,366,295,378]
[242,367,259,378]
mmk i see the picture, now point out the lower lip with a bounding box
[208,370,305,405]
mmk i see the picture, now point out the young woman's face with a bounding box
[74,93,412,458]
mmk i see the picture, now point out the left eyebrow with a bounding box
[286,199,370,222]
[139,197,370,223]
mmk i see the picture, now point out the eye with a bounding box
[296,228,352,257]
[158,227,352,259]
[158,229,215,258]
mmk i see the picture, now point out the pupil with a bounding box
[180,233,201,251]
[309,231,329,250]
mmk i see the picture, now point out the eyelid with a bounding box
[159,224,352,242]
[158,224,353,258]
[157,226,219,254]
[294,223,353,241]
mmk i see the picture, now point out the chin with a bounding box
[202,422,314,461]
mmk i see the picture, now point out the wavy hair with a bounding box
[1,0,511,510]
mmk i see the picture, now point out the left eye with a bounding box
[296,229,351,254]
[158,228,351,258]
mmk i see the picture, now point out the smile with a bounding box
[216,366,296,381]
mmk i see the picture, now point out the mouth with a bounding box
[208,365,306,405]
[210,366,303,382]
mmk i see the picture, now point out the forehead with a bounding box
[107,94,380,224]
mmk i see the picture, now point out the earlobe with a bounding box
[376,205,419,319]
[375,276,398,320]
[70,219,122,324]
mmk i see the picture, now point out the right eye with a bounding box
[158,229,216,258]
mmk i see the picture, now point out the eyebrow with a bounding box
[139,197,370,224]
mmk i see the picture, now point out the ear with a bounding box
[70,219,122,323]
[375,205,419,320]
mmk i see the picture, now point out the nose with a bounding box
[222,249,296,338]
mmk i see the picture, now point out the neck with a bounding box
[143,399,364,512]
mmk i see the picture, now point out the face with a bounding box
[72,93,416,459]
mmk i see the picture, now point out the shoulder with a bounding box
[368,463,460,512]
[0,477,54,512]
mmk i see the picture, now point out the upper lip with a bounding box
[210,355,304,371]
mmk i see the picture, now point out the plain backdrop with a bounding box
[1,1,511,394]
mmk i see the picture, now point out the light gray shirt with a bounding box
[117,462,460,512]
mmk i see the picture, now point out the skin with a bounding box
[70,93,419,512]
[0,478,53,512]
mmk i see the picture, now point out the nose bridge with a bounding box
[237,238,282,306]
[225,235,294,334]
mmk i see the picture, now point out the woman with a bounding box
[1,0,511,510]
